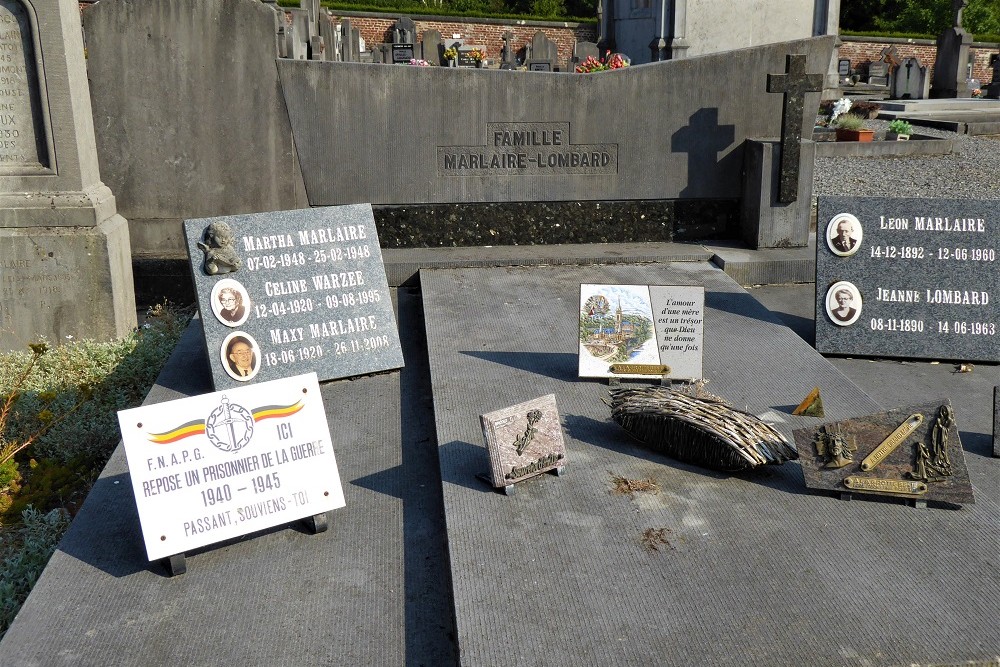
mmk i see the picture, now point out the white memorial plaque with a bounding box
[118,373,345,561]
[579,284,704,380]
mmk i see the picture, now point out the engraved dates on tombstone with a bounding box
[0,0,51,174]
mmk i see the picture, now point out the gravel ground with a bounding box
[812,117,1000,200]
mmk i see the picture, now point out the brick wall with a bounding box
[838,37,999,86]
[327,12,597,64]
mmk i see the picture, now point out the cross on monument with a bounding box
[767,54,824,204]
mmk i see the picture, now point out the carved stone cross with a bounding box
[767,54,824,204]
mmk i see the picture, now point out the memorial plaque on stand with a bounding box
[118,373,347,561]
[481,394,566,491]
[579,284,704,380]
[184,205,404,389]
[792,400,975,507]
[815,197,1000,362]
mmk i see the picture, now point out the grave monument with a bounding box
[930,0,973,98]
[0,0,135,351]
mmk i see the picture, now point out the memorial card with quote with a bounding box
[579,284,704,380]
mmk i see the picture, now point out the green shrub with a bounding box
[835,113,865,130]
[0,507,71,636]
[888,119,913,135]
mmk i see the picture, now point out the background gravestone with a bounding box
[527,31,558,71]
[0,0,136,351]
[83,0,308,263]
[891,57,929,100]
[930,0,972,98]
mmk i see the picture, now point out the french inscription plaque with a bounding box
[481,394,566,489]
[0,0,51,174]
[118,373,347,561]
[438,122,618,176]
[579,284,703,380]
[793,400,975,506]
[816,196,1000,362]
[184,205,404,390]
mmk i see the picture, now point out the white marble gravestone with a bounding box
[0,0,135,351]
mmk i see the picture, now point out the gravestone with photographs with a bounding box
[815,196,1000,362]
[0,0,136,352]
[183,205,404,389]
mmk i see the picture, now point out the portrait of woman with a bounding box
[825,281,863,327]
[211,278,251,327]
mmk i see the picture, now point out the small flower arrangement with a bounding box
[575,51,629,73]
[443,46,458,61]
[887,119,913,136]
[469,48,486,63]
[971,88,983,98]
[408,58,430,67]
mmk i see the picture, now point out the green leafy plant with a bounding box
[834,113,865,130]
[0,302,190,638]
[888,119,913,135]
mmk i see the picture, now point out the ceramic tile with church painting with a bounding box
[579,284,657,379]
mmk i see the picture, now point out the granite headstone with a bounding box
[184,205,404,389]
[815,196,1000,362]
[0,0,136,351]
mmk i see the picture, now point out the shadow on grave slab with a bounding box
[459,351,578,381]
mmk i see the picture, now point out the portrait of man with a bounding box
[211,279,250,327]
[223,334,259,381]
[825,282,862,327]
[826,214,862,257]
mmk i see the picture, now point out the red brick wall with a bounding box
[838,37,998,86]
[326,13,597,64]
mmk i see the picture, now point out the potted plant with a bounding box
[443,46,458,67]
[886,119,913,141]
[834,114,874,142]
[469,48,486,67]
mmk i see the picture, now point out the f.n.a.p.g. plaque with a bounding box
[480,395,566,492]
[792,400,975,507]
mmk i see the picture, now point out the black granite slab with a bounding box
[373,200,740,247]
[815,196,1000,362]
[183,205,404,389]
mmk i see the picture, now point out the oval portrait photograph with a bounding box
[221,332,261,381]
[825,281,863,327]
[825,213,863,257]
[211,278,251,327]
